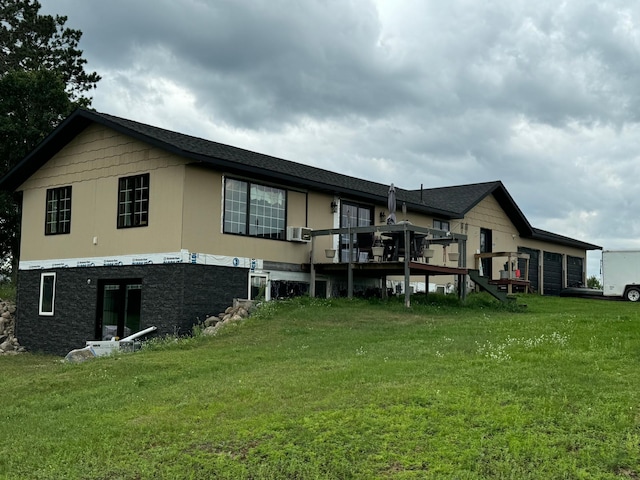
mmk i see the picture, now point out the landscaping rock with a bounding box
[203,316,219,327]
[202,325,219,336]
[64,346,96,363]
[201,298,256,336]
[0,300,22,355]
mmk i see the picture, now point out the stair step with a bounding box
[468,269,511,303]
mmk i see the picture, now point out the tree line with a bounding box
[0,0,100,278]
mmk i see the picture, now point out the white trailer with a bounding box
[602,250,640,301]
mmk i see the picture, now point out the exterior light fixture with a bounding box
[330,201,338,213]
[379,211,386,221]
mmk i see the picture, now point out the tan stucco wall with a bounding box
[464,194,519,272]
[19,125,187,261]
[179,166,340,263]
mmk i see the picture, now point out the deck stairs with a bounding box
[468,269,514,303]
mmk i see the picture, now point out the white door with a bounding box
[249,274,270,301]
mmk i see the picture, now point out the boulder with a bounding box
[204,316,218,327]
[202,325,219,336]
[64,346,96,363]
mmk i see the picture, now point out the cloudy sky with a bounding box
[39,0,640,277]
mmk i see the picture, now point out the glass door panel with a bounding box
[96,280,142,340]
[101,285,120,340]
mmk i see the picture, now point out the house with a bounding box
[0,109,600,355]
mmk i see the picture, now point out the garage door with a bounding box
[543,252,563,296]
[567,256,584,288]
[518,247,539,293]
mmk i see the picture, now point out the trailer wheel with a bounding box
[626,288,640,302]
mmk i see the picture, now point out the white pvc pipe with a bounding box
[121,325,157,342]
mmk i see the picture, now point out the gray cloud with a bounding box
[38,0,640,276]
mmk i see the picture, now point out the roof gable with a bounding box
[406,181,535,236]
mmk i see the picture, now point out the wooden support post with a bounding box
[404,224,411,308]
[507,253,513,294]
[348,231,354,299]
[309,237,316,298]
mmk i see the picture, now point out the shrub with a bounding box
[0,281,16,302]
[587,275,603,289]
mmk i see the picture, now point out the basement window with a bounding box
[39,272,56,316]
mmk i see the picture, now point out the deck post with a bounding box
[425,274,429,299]
[309,237,316,298]
[458,274,466,300]
[404,223,411,307]
[348,230,354,299]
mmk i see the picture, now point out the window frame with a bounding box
[339,201,373,262]
[39,272,56,316]
[45,186,72,235]
[433,219,450,232]
[117,173,150,229]
[223,177,287,240]
[433,218,451,238]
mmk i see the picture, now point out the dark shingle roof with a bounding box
[531,228,601,251]
[0,108,600,250]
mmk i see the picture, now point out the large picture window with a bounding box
[224,178,286,239]
[45,186,72,235]
[39,272,56,316]
[118,173,149,228]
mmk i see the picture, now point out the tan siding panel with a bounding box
[19,125,186,261]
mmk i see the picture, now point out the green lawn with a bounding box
[1,294,639,479]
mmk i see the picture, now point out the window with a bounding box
[39,272,56,316]
[433,219,450,232]
[340,202,373,261]
[224,178,286,239]
[118,174,149,228]
[45,186,72,235]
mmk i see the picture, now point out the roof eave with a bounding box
[530,228,602,251]
[0,109,94,191]
[454,181,535,236]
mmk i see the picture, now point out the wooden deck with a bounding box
[308,223,469,307]
[311,260,467,277]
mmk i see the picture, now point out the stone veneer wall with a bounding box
[16,263,248,356]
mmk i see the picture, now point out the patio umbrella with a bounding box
[387,183,396,225]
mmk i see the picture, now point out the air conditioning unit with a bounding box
[287,226,312,242]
